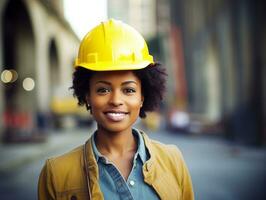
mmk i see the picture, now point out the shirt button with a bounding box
[129,180,135,187]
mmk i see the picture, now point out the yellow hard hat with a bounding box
[74,19,154,71]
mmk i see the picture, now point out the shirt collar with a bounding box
[91,131,104,163]
[133,128,147,163]
[91,128,147,164]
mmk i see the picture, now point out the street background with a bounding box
[0,0,265,199]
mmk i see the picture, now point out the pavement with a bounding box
[0,127,93,174]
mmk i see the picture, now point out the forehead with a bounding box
[90,70,140,84]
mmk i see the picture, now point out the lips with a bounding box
[104,111,129,122]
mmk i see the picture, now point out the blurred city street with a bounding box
[0,0,265,199]
[0,127,265,200]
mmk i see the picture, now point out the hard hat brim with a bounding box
[76,61,153,71]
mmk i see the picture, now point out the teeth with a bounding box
[105,112,127,121]
[108,113,124,116]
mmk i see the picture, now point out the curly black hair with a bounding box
[70,63,167,118]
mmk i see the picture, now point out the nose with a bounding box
[109,90,123,106]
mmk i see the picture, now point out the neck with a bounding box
[95,127,137,157]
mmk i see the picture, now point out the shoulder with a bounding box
[49,145,83,163]
[40,145,86,193]
[45,145,84,173]
[39,144,91,198]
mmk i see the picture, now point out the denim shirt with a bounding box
[92,129,159,200]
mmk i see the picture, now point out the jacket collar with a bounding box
[84,137,104,199]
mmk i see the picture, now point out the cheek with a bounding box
[87,91,106,111]
[90,97,107,110]
[128,96,143,110]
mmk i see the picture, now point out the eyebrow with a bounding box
[95,80,138,85]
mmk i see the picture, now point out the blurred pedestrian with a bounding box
[38,19,194,200]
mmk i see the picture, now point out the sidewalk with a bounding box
[0,128,92,174]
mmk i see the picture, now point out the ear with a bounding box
[140,96,144,107]
[85,95,92,113]
[86,95,90,104]
[86,95,91,109]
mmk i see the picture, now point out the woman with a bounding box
[38,19,194,200]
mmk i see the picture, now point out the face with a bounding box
[87,70,143,134]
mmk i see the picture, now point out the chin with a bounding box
[98,121,134,133]
[106,126,131,133]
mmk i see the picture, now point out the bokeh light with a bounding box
[22,77,35,91]
[1,69,18,83]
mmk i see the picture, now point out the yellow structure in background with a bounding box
[142,112,161,131]
[50,97,87,117]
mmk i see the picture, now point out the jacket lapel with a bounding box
[84,138,104,200]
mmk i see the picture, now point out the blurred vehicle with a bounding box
[167,110,190,133]
[167,109,221,134]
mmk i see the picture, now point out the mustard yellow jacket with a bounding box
[38,131,194,200]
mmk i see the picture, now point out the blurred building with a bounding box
[170,0,266,145]
[107,0,157,40]
[0,0,79,141]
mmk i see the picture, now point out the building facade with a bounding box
[0,0,79,141]
[170,0,266,144]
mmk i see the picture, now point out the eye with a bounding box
[123,88,136,94]
[96,87,110,94]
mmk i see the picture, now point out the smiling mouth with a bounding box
[104,112,129,122]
